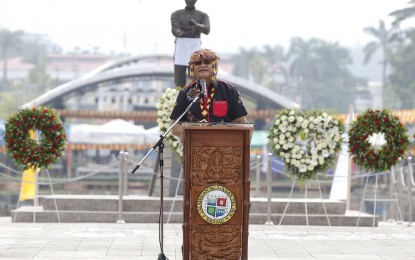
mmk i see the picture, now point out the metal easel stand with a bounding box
[265,153,273,225]
[14,168,61,223]
[44,168,61,223]
[167,168,183,223]
[406,157,415,226]
[279,174,330,227]
[116,151,127,224]
[315,174,331,226]
[278,176,296,226]
[356,169,403,227]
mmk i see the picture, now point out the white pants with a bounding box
[174,38,201,66]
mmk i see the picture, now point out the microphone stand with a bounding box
[131,88,204,260]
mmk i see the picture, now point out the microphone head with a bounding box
[200,80,207,97]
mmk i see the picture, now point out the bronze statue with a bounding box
[171,0,210,87]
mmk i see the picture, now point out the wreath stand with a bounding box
[13,168,61,223]
[356,167,404,227]
[348,109,409,227]
[5,106,66,223]
[167,168,183,223]
[279,174,331,226]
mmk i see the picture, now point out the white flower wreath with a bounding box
[268,109,345,180]
[156,87,183,160]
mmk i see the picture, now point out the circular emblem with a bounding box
[197,185,236,224]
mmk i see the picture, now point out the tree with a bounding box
[389,30,415,108]
[286,37,323,108]
[287,37,357,112]
[20,34,62,95]
[312,42,357,111]
[315,41,352,79]
[0,28,24,91]
[0,85,25,119]
[232,45,287,88]
[261,44,288,91]
[231,38,358,112]
[287,37,322,82]
[249,53,267,85]
[390,0,415,25]
[232,47,257,81]
[362,20,402,106]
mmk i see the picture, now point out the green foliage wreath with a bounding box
[268,109,345,180]
[348,109,409,172]
[4,106,66,170]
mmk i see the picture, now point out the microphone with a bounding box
[200,79,207,99]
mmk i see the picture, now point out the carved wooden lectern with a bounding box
[182,123,253,260]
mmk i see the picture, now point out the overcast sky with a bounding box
[1,0,414,55]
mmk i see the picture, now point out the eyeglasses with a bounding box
[193,60,212,66]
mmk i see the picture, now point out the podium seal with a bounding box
[197,185,236,224]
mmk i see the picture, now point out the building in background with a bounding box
[0,53,111,85]
[354,81,383,112]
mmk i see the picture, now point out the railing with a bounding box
[0,151,155,220]
[251,154,415,225]
[2,152,415,225]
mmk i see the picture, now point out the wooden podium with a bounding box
[182,123,253,260]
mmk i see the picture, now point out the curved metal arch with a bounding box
[84,54,173,77]
[22,55,300,110]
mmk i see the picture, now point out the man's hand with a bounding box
[233,116,248,123]
[174,28,184,37]
[189,18,197,26]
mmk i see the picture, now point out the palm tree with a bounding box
[287,37,323,108]
[287,37,323,82]
[315,41,352,79]
[263,45,287,75]
[249,53,267,84]
[287,37,357,111]
[0,28,24,91]
[363,20,402,105]
[388,30,415,108]
[232,47,257,81]
[390,0,415,25]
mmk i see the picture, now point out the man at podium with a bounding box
[169,49,252,259]
[170,48,248,137]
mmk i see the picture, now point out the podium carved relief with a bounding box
[190,225,242,260]
[191,147,243,185]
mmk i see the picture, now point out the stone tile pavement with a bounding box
[1,217,415,259]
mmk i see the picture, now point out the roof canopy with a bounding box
[68,119,159,145]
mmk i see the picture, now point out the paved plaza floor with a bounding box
[1,217,415,259]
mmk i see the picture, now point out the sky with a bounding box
[1,0,414,56]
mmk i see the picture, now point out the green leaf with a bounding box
[300,131,306,140]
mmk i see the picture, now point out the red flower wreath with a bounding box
[348,109,409,172]
[4,106,66,170]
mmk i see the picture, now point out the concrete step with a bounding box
[39,195,346,214]
[11,195,379,226]
[39,195,183,212]
[251,198,346,214]
[11,207,377,226]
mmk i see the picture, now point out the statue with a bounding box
[171,0,210,87]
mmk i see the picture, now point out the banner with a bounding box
[18,130,38,201]
[19,167,38,201]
